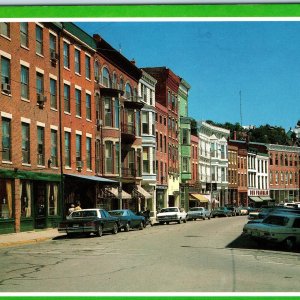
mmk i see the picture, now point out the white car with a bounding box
[243,212,300,250]
[157,207,187,224]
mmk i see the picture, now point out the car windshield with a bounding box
[190,208,202,211]
[262,215,289,226]
[161,208,177,213]
[109,211,125,216]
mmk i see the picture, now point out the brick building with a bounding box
[143,67,181,207]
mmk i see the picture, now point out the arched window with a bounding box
[102,67,111,88]
[125,83,132,100]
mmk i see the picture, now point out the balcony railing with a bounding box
[121,123,136,135]
[122,167,136,178]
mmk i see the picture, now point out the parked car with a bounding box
[225,205,239,216]
[236,206,249,215]
[157,207,187,224]
[108,209,145,231]
[58,208,119,237]
[187,207,211,221]
[243,211,300,250]
[211,207,233,218]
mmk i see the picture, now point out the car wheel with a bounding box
[124,223,130,232]
[166,221,169,225]
[183,219,187,223]
[202,217,205,220]
[139,221,144,230]
[112,223,118,234]
[283,237,295,251]
[95,225,103,237]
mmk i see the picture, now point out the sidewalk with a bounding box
[0,228,65,248]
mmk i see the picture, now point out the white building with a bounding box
[139,70,157,217]
[198,121,230,207]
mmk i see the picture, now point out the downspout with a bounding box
[58,23,65,219]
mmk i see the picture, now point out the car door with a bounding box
[292,217,300,243]
[100,210,112,231]
[128,210,139,227]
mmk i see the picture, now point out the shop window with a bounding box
[21,181,32,218]
[0,179,13,219]
[47,183,58,216]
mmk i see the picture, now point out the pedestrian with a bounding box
[68,204,75,214]
[74,201,81,211]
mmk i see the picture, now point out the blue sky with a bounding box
[77,21,300,131]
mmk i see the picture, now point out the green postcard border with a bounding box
[0,2,300,299]
[1,4,300,18]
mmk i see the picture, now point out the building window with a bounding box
[20,180,32,218]
[119,77,124,91]
[50,78,57,109]
[73,49,80,74]
[94,61,100,81]
[142,112,149,134]
[1,56,10,86]
[115,142,120,174]
[114,99,119,128]
[22,123,30,164]
[51,129,58,167]
[64,132,71,167]
[0,22,10,38]
[75,88,81,117]
[35,25,43,55]
[49,33,56,57]
[85,55,91,79]
[143,147,150,173]
[128,149,135,176]
[37,126,45,166]
[63,42,70,68]
[125,83,132,100]
[105,141,113,173]
[104,97,112,126]
[86,93,91,120]
[76,134,82,162]
[64,84,70,113]
[182,128,190,145]
[21,65,29,99]
[102,67,110,87]
[20,22,28,47]
[86,137,92,170]
[36,72,44,95]
[2,118,11,161]
[112,72,117,89]
[0,179,13,219]
[182,157,189,172]
[47,183,58,216]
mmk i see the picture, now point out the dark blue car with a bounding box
[108,209,145,231]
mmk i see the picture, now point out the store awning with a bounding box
[249,196,263,202]
[135,185,152,199]
[64,174,117,184]
[259,196,274,201]
[190,193,209,203]
[109,187,131,200]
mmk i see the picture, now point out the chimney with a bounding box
[93,34,101,42]
[131,59,136,65]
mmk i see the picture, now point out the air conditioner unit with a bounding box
[1,83,11,94]
[76,160,83,169]
[37,93,47,104]
[50,50,58,61]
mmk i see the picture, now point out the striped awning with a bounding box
[259,196,273,201]
[109,187,131,200]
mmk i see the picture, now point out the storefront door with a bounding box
[34,182,46,229]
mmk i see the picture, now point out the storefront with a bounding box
[0,169,61,234]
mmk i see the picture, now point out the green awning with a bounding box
[249,196,263,202]
[260,196,273,201]
[0,169,61,182]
